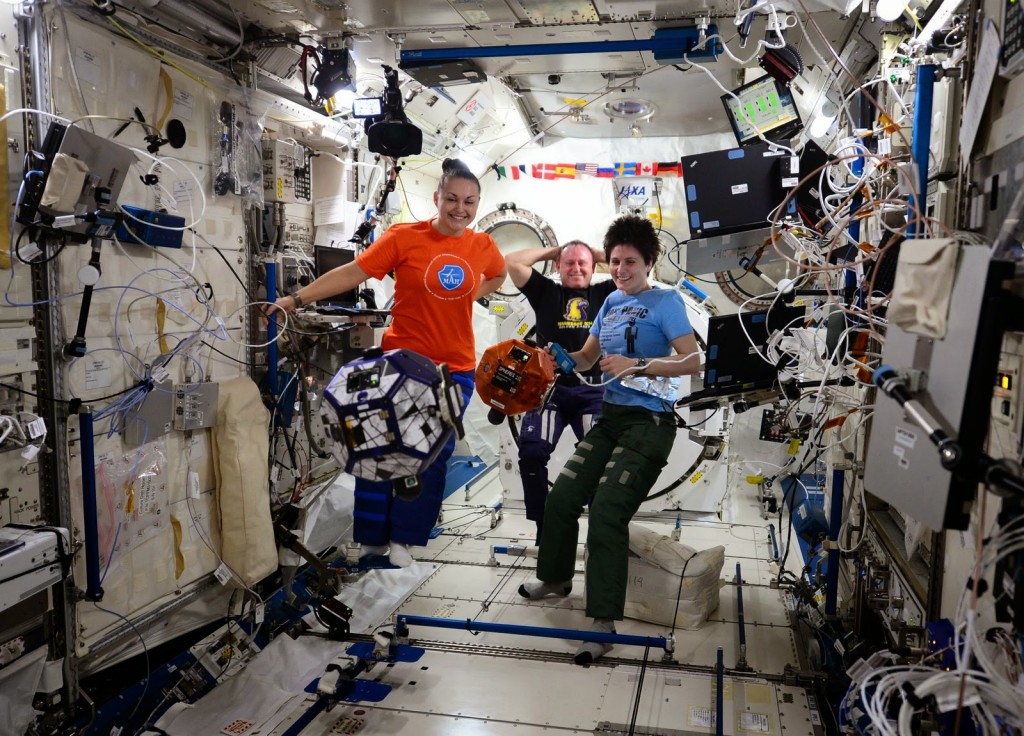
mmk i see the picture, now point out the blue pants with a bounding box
[353,371,475,547]
[518,383,604,530]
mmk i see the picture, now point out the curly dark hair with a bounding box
[602,215,660,265]
[438,158,481,192]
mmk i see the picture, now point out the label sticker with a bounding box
[894,426,917,448]
[689,707,715,727]
[84,359,112,391]
[731,183,749,195]
[739,712,770,732]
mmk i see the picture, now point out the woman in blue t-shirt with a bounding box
[519,215,702,665]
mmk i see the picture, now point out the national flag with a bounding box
[595,166,617,178]
[614,162,639,177]
[654,161,683,176]
[493,165,506,180]
[575,163,598,176]
[553,164,576,179]
[639,162,655,176]
[510,164,526,180]
[532,163,556,180]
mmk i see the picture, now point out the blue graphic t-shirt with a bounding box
[591,287,693,411]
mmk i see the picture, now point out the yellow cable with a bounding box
[905,5,924,32]
[156,298,170,354]
[155,68,175,130]
[96,7,210,89]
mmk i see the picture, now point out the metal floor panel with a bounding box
[712,584,792,628]
[398,587,798,675]
[178,468,820,735]
[358,649,612,730]
[275,651,821,736]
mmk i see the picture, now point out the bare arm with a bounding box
[599,332,702,378]
[477,266,508,299]
[504,246,558,289]
[266,261,370,315]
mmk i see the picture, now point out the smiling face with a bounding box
[556,244,594,289]
[608,244,650,295]
[433,177,480,237]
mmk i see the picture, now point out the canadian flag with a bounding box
[640,162,654,175]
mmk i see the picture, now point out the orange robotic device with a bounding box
[475,339,557,425]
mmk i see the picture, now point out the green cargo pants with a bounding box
[536,402,678,620]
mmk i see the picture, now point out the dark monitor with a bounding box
[681,142,793,238]
[313,245,358,306]
[722,75,802,147]
[703,305,807,394]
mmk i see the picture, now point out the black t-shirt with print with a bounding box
[519,269,616,386]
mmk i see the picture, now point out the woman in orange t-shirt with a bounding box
[269,159,506,566]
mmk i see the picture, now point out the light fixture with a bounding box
[603,98,657,121]
[876,0,905,22]
[809,99,839,138]
[332,88,357,109]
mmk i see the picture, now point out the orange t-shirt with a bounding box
[356,220,504,371]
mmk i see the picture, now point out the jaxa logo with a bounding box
[617,184,648,199]
[437,264,465,291]
[564,297,589,321]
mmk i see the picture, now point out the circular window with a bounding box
[477,205,559,297]
[603,98,657,121]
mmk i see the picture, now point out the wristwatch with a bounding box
[289,291,304,309]
[634,357,648,374]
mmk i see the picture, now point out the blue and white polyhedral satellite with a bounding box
[321,349,461,487]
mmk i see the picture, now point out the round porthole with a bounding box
[477,204,559,297]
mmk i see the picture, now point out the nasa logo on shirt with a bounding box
[425,254,475,300]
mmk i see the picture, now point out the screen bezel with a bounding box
[720,75,803,147]
[312,245,358,306]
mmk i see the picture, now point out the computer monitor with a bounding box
[703,305,807,394]
[721,75,802,147]
[681,142,792,239]
[313,245,358,306]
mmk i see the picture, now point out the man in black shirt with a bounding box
[506,241,617,538]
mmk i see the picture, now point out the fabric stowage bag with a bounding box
[887,238,959,339]
[623,522,725,630]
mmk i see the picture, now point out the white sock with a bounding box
[574,618,615,665]
[518,579,572,599]
[359,544,389,558]
[389,541,414,568]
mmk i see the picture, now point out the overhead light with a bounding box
[604,98,657,121]
[809,100,839,138]
[876,0,905,22]
[332,89,358,109]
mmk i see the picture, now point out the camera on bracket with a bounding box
[352,65,423,158]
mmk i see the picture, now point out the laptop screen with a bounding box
[313,245,358,306]
[703,305,806,394]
